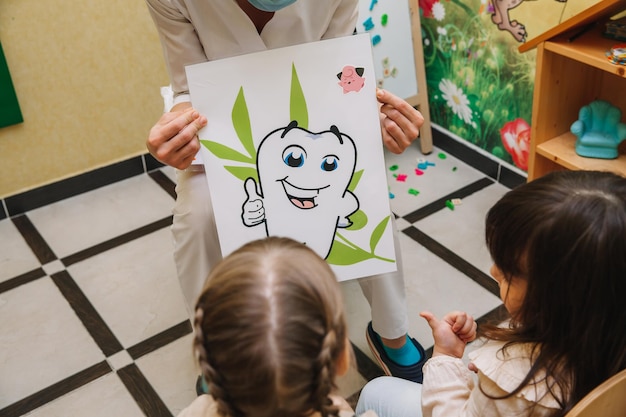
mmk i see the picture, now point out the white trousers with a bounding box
[356,376,423,417]
[171,169,409,339]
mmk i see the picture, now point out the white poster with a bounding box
[186,34,397,281]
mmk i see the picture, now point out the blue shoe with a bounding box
[196,375,209,396]
[365,321,426,383]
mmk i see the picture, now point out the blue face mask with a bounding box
[247,0,297,12]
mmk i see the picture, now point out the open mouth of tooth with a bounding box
[282,181,319,209]
[288,193,317,209]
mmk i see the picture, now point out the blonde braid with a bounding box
[193,305,240,417]
[314,328,341,417]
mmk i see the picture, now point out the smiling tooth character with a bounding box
[241,120,359,259]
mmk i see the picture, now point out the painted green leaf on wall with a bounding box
[0,41,23,128]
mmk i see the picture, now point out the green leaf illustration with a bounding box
[290,63,308,129]
[347,209,367,231]
[348,169,363,192]
[326,240,375,265]
[370,215,390,253]
[328,228,395,265]
[223,166,259,183]
[201,140,255,164]
[232,87,256,159]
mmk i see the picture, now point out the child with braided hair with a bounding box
[178,236,378,417]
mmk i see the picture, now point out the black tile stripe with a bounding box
[144,153,166,172]
[0,268,46,294]
[149,169,177,200]
[4,157,145,216]
[11,214,57,264]
[499,165,527,188]
[345,390,361,411]
[401,226,499,297]
[402,177,495,224]
[0,361,111,417]
[432,125,527,186]
[432,126,499,180]
[476,304,510,326]
[127,320,193,360]
[62,216,173,267]
[351,342,385,382]
[51,270,124,356]
[117,364,173,417]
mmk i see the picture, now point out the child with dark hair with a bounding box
[357,170,626,417]
[178,236,377,417]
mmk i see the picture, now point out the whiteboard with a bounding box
[357,0,418,100]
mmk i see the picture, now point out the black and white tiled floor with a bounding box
[0,131,522,416]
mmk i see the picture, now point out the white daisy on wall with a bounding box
[439,78,473,125]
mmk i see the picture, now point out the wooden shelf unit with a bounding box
[536,132,626,174]
[525,0,626,180]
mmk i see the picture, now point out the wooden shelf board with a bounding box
[536,132,626,176]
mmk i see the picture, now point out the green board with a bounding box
[0,41,23,128]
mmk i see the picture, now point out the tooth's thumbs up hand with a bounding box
[242,178,265,226]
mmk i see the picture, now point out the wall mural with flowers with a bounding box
[417,0,600,172]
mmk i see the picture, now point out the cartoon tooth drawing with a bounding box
[337,66,365,94]
[241,120,359,259]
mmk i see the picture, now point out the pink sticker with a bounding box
[337,65,365,94]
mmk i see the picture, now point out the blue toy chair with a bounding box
[570,100,626,159]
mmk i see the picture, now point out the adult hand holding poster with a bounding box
[186,33,396,281]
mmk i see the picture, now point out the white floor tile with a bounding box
[135,334,198,415]
[337,364,369,399]
[413,183,510,275]
[0,219,41,283]
[384,146,485,216]
[23,373,145,417]
[42,260,65,276]
[0,278,105,407]
[400,234,502,349]
[106,350,134,371]
[68,228,188,348]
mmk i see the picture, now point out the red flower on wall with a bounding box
[500,118,530,171]
[419,0,438,18]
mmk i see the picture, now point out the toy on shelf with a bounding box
[570,100,626,159]
[606,44,626,65]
